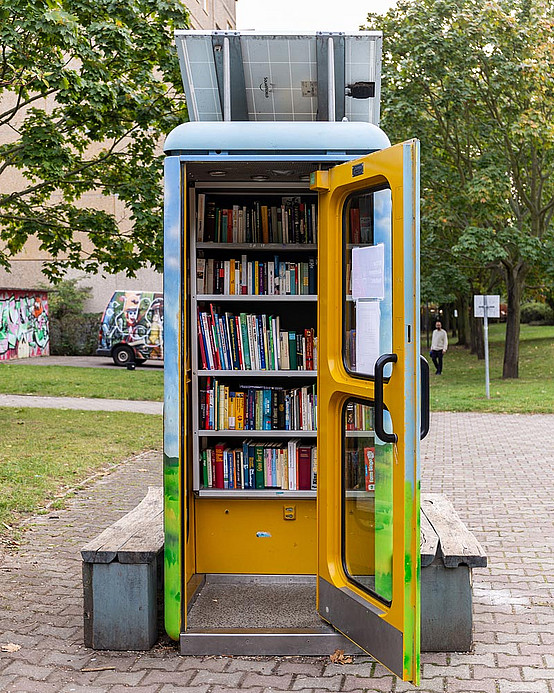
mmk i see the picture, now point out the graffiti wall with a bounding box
[0,290,50,361]
[99,291,163,359]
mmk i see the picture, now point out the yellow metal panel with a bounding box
[195,499,317,575]
[313,141,420,683]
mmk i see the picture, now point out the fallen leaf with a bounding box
[329,648,353,665]
[1,643,21,652]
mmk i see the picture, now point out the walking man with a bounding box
[430,320,448,375]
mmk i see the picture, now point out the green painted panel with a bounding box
[164,453,181,640]
[374,441,393,601]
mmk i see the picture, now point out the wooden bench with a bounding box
[421,493,487,651]
[81,488,486,652]
[81,487,164,651]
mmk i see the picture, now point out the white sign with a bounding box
[474,295,500,319]
[352,244,385,300]
[355,300,380,376]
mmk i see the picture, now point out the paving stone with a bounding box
[226,659,277,674]
[4,680,63,693]
[158,686,210,693]
[240,672,294,689]
[92,669,147,686]
[498,681,549,693]
[188,669,243,687]
[141,669,195,686]
[447,679,498,693]
[58,686,108,693]
[341,674,396,691]
[177,656,229,673]
[1,663,53,681]
[292,674,344,690]
[321,660,374,677]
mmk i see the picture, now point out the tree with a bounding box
[365,0,554,377]
[0,0,189,280]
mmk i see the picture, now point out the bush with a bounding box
[47,280,101,355]
[49,313,102,355]
[520,302,554,325]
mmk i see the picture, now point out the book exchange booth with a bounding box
[163,31,425,685]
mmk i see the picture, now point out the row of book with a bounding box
[196,195,317,244]
[345,446,376,491]
[201,441,317,491]
[199,380,317,431]
[196,257,317,296]
[198,305,316,371]
[349,198,374,245]
[345,401,374,431]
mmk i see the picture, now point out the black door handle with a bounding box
[420,355,430,440]
[374,353,398,444]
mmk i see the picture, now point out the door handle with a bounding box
[374,353,398,444]
[420,355,430,440]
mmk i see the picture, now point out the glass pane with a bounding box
[343,400,393,603]
[344,188,392,377]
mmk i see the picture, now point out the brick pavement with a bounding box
[0,413,553,692]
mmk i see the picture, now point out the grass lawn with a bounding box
[0,364,163,401]
[0,408,162,531]
[429,323,554,413]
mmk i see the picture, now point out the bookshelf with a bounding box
[190,184,319,499]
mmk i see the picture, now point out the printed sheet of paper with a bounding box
[352,243,385,300]
[355,300,381,376]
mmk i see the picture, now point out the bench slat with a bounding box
[81,487,164,564]
[422,493,487,568]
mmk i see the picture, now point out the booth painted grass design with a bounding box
[0,289,49,360]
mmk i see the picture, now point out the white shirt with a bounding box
[431,328,448,352]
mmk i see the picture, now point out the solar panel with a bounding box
[175,31,381,124]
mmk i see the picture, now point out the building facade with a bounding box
[0,1,236,314]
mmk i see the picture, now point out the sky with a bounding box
[236,0,396,33]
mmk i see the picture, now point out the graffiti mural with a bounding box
[98,291,164,360]
[0,290,50,360]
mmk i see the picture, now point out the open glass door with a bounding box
[311,140,421,684]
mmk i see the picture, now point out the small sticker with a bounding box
[256,531,272,538]
[352,163,364,177]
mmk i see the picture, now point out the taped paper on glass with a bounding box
[352,243,385,300]
[355,300,381,375]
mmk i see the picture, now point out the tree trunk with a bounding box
[502,261,527,379]
[470,314,485,359]
[456,295,469,346]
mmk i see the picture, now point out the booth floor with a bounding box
[187,577,322,630]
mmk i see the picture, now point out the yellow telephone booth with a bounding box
[163,31,425,684]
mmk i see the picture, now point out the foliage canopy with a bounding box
[0,0,189,279]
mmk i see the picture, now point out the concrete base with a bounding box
[83,559,159,651]
[421,562,472,652]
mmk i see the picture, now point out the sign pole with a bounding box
[483,296,490,399]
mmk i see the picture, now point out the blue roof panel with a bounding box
[164,121,390,156]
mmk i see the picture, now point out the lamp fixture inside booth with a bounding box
[209,170,227,177]
[251,175,269,181]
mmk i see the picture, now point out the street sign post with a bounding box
[474,295,500,399]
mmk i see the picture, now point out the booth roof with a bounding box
[163,121,390,156]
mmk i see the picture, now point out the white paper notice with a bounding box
[355,300,381,376]
[352,243,385,300]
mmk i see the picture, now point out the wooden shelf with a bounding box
[195,489,316,499]
[196,294,316,302]
[197,243,317,251]
[345,430,375,438]
[196,369,317,378]
[196,430,317,438]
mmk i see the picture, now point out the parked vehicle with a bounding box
[97,291,163,366]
